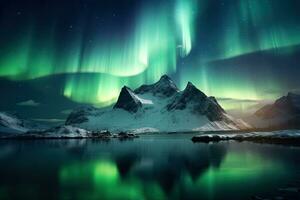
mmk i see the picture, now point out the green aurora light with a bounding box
[0,0,300,111]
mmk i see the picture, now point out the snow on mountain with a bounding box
[0,112,28,134]
[248,92,300,129]
[192,130,300,145]
[24,125,91,138]
[0,112,47,134]
[66,75,250,133]
[114,86,142,113]
[65,105,99,125]
[134,75,179,97]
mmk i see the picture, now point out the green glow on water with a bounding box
[60,160,142,199]
[59,159,166,200]
[199,152,280,180]
[195,152,284,198]
[57,150,287,200]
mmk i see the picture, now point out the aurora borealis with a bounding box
[1,0,300,117]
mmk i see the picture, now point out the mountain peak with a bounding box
[166,82,227,121]
[253,92,300,129]
[256,92,300,118]
[273,92,300,109]
[121,86,132,92]
[183,82,207,98]
[185,81,197,90]
[134,75,179,97]
[158,74,172,82]
[65,78,245,132]
[65,105,98,125]
[113,86,142,113]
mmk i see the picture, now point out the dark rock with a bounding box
[91,130,111,138]
[192,132,300,146]
[167,82,226,121]
[191,135,223,143]
[256,93,300,118]
[118,131,139,139]
[254,92,300,129]
[134,74,179,97]
[113,86,142,113]
[65,105,97,125]
[65,75,242,131]
[0,112,45,134]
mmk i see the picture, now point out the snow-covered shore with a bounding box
[192,130,300,145]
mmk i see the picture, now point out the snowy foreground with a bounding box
[192,130,300,145]
[0,125,139,139]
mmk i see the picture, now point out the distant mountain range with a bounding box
[1,76,300,135]
[0,112,45,134]
[66,75,250,133]
[249,92,300,129]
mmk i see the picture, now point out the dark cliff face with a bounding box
[255,93,300,118]
[134,75,179,97]
[167,82,226,121]
[66,75,233,126]
[0,112,45,133]
[254,92,300,129]
[65,105,97,125]
[274,93,300,114]
[113,86,142,113]
[166,82,207,111]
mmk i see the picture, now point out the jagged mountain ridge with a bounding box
[134,75,179,97]
[66,75,249,133]
[113,86,142,113]
[250,92,300,129]
[0,112,45,134]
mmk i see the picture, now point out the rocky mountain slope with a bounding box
[249,92,300,129]
[0,112,44,134]
[66,75,250,133]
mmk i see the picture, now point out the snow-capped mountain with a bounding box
[249,92,300,129]
[66,75,250,133]
[0,112,44,134]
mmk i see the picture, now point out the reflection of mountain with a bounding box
[57,140,229,198]
[128,144,227,193]
[0,137,293,200]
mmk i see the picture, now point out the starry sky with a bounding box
[0,0,300,120]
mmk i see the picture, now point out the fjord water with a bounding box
[0,133,300,200]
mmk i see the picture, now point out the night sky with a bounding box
[1,0,300,120]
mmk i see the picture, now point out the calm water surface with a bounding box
[0,133,300,200]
